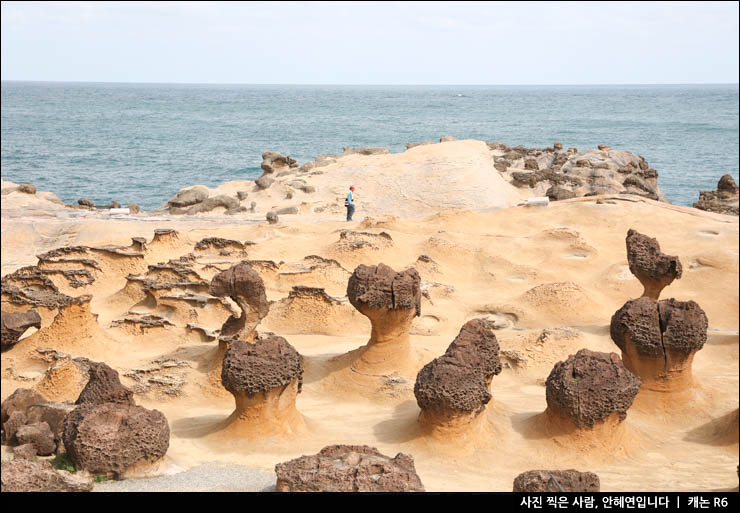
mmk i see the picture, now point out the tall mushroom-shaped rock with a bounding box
[545,349,640,432]
[62,402,170,477]
[414,319,502,435]
[626,229,682,300]
[219,334,305,437]
[346,263,421,374]
[275,445,424,492]
[610,297,708,391]
[209,263,269,344]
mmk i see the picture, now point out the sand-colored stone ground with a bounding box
[2,194,738,491]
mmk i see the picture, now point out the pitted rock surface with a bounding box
[209,263,269,339]
[545,349,641,427]
[610,297,708,357]
[625,229,682,299]
[1,388,46,425]
[1,309,42,349]
[62,402,170,475]
[75,361,135,406]
[222,335,304,395]
[1,459,94,492]
[513,469,600,492]
[347,263,421,315]
[275,445,425,492]
[414,319,502,414]
[16,421,56,456]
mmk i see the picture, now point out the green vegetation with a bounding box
[51,453,76,473]
[94,474,107,483]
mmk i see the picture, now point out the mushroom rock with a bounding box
[625,229,682,300]
[75,361,135,406]
[346,263,421,374]
[274,445,424,492]
[610,296,708,391]
[513,469,600,492]
[414,319,502,435]
[208,263,269,344]
[544,349,640,432]
[219,334,305,437]
[62,402,169,477]
[1,309,42,350]
[1,459,94,492]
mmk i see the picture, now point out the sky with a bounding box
[1,1,738,85]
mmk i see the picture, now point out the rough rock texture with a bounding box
[3,411,27,445]
[625,229,682,300]
[545,349,641,428]
[266,211,279,224]
[209,263,269,342]
[347,263,421,315]
[546,186,577,201]
[12,443,38,460]
[170,194,240,215]
[26,402,76,445]
[1,388,46,425]
[167,186,209,207]
[414,319,502,415]
[1,459,94,492]
[693,174,739,216]
[221,335,304,396]
[275,445,424,492]
[75,361,135,406]
[17,184,36,194]
[62,402,170,476]
[658,298,709,355]
[1,309,41,349]
[126,202,141,214]
[513,469,600,492]
[78,198,94,207]
[16,421,56,456]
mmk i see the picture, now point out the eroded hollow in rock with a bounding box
[346,263,421,374]
[610,296,708,391]
[414,319,502,436]
[208,263,269,345]
[625,229,682,300]
[218,333,305,437]
[544,349,641,433]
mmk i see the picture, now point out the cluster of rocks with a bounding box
[414,319,502,432]
[487,141,667,202]
[610,230,708,391]
[73,199,141,213]
[693,174,739,216]
[164,185,247,215]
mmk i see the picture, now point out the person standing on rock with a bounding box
[345,186,356,221]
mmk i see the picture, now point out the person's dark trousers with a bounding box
[346,204,355,221]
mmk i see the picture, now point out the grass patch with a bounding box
[51,453,76,473]
[94,475,107,483]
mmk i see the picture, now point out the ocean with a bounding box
[1,82,738,211]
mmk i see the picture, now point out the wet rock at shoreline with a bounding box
[693,174,739,216]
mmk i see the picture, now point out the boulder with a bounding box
[1,388,46,425]
[126,203,141,214]
[78,199,94,207]
[276,206,299,215]
[513,469,600,492]
[255,175,275,190]
[545,349,641,428]
[209,263,269,343]
[75,361,135,406]
[524,158,539,171]
[26,402,76,444]
[275,445,424,492]
[1,309,41,349]
[62,402,169,476]
[12,443,38,460]
[17,184,36,194]
[1,459,94,492]
[546,186,577,201]
[553,142,563,151]
[3,411,27,445]
[266,211,278,224]
[167,186,209,207]
[16,422,56,456]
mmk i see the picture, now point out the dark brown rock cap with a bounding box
[75,361,135,406]
[347,263,421,315]
[62,402,170,476]
[209,263,269,318]
[545,349,641,427]
[513,469,600,492]
[275,444,425,492]
[626,229,682,292]
[1,309,42,349]
[610,297,708,356]
[221,334,304,395]
[445,319,503,378]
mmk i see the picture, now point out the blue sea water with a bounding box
[1,82,738,211]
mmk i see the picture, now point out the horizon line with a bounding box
[2,79,739,87]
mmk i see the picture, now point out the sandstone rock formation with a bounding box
[62,402,169,476]
[513,469,600,492]
[1,309,41,350]
[414,319,502,434]
[545,349,641,428]
[219,334,304,437]
[693,174,739,216]
[346,263,421,374]
[75,361,135,406]
[610,296,708,391]
[1,459,94,492]
[208,263,269,343]
[626,229,682,300]
[274,445,424,492]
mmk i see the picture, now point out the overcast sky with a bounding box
[1,1,738,84]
